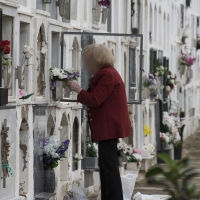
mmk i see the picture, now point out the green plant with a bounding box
[146,154,200,200]
[86,142,97,157]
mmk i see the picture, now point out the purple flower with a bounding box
[51,82,56,90]
[73,72,80,77]
[43,137,50,146]
[43,154,52,164]
[98,0,110,8]
[56,139,70,157]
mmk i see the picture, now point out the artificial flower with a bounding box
[18,89,27,98]
[23,45,29,53]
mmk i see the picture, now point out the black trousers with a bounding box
[98,139,123,200]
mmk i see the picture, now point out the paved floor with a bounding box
[88,129,200,199]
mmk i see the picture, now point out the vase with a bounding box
[160,142,166,150]
[44,169,56,193]
[142,88,149,100]
[81,157,99,169]
[17,65,27,89]
[180,65,187,75]
[0,88,8,106]
[102,7,108,24]
[55,81,63,101]
[149,89,158,100]
[174,145,182,160]
[126,162,139,170]
[95,5,101,22]
[186,68,193,79]
[2,66,8,88]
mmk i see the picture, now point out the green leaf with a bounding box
[157,153,174,167]
[20,93,34,100]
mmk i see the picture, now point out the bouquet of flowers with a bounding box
[165,71,176,93]
[160,132,170,144]
[98,0,110,8]
[50,68,80,89]
[144,125,152,137]
[141,143,155,156]
[154,59,167,76]
[143,74,160,89]
[0,40,10,56]
[169,99,179,115]
[126,152,142,163]
[117,139,128,157]
[43,136,70,170]
[179,54,196,67]
[163,112,175,134]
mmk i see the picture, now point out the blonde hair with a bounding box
[82,44,116,67]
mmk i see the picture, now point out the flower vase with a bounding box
[95,5,101,22]
[55,81,63,101]
[44,169,56,193]
[102,7,108,24]
[149,89,158,101]
[126,162,139,170]
[160,142,166,150]
[142,88,149,100]
[17,66,27,89]
[180,65,187,75]
[186,68,193,79]
[64,86,71,98]
[2,66,8,88]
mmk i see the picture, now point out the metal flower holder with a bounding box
[1,119,11,188]
[17,65,27,89]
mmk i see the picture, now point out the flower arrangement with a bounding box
[179,54,196,67]
[0,40,12,67]
[86,141,98,157]
[117,139,142,163]
[165,71,176,94]
[43,136,70,170]
[98,0,110,8]
[154,59,167,76]
[144,125,152,137]
[21,45,34,67]
[73,154,83,162]
[141,143,155,156]
[143,74,159,89]
[18,89,34,100]
[160,132,170,144]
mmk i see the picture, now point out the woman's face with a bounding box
[82,57,100,75]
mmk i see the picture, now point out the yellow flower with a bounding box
[144,125,152,137]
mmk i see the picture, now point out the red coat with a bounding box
[77,66,131,142]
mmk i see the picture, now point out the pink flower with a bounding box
[18,89,27,98]
[133,148,142,154]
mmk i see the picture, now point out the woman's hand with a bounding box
[68,81,82,94]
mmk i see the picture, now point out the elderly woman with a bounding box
[68,44,130,200]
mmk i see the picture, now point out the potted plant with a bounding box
[143,74,161,100]
[49,68,80,101]
[146,154,200,200]
[82,141,98,169]
[43,136,70,193]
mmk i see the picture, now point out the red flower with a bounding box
[170,84,174,89]
[4,46,10,54]
[168,71,172,75]
[1,40,10,46]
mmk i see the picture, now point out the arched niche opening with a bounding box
[60,114,69,181]
[72,117,79,171]
[37,24,46,97]
[72,37,80,71]
[47,114,55,136]
[19,119,29,196]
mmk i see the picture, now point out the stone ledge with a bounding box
[35,193,56,200]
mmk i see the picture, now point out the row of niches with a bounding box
[19,113,80,197]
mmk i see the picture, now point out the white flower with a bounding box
[165,86,171,92]
[58,73,64,79]
[117,143,123,150]
[167,75,170,79]
[3,54,11,60]
[132,153,142,161]
[170,80,175,84]
[52,68,60,76]
[23,45,29,53]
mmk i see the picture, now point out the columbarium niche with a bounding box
[37,24,46,97]
[47,114,55,136]
[19,119,29,196]
[60,114,69,181]
[72,117,79,171]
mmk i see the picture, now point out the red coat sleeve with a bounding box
[77,71,115,107]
